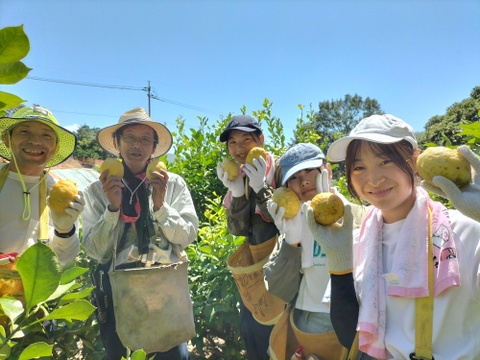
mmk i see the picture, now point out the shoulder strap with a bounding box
[410,207,434,360]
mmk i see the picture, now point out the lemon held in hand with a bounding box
[246,147,267,167]
[220,158,239,180]
[311,192,344,226]
[49,180,78,215]
[417,146,471,188]
[100,158,124,178]
[272,187,301,218]
[146,159,167,180]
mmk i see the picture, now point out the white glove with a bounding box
[303,202,354,274]
[49,191,85,234]
[267,200,304,245]
[216,162,245,197]
[316,168,330,193]
[421,145,480,222]
[244,156,267,193]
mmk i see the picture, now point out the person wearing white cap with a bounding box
[82,108,198,360]
[263,143,367,358]
[0,105,82,265]
[304,114,480,359]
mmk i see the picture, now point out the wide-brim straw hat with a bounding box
[97,108,173,158]
[0,105,77,167]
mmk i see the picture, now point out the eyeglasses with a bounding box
[120,134,154,146]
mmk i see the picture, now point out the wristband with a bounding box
[54,225,76,238]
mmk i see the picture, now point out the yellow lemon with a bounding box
[246,147,267,167]
[146,159,167,180]
[272,187,301,218]
[100,158,124,178]
[0,257,24,327]
[49,179,78,215]
[311,192,344,226]
[417,147,471,188]
[221,158,239,180]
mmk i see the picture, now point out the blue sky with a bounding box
[1,0,479,144]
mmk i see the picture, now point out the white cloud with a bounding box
[64,124,80,133]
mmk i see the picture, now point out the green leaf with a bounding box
[44,281,76,303]
[60,266,89,284]
[0,25,30,65]
[0,62,32,84]
[0,90,26,113]
[0,297,24,324]
[131,349,147,360]
[0,343,10,360]
[18,342,53,360]
[59,287,93,304]
[458,123,480,138]
[41,299,95,322]
[16,242,61,312]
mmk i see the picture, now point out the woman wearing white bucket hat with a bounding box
[305,114,480,359]
[0,105,82,265]
[82,108,198,360]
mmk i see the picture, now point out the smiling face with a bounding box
[114,124,156,174]
[226,130,264,164]
[347,140,418,223]
[5,121,58,176]
[286,164,331,202]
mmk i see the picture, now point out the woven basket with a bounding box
[228,237,286,325]
[268,306,347,360]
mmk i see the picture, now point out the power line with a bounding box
[26,76,221,116]
[27,76,143,91]
[149,87,219,115]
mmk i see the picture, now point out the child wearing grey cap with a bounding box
[264,143,367,358]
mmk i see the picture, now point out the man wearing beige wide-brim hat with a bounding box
[82,108,198,360]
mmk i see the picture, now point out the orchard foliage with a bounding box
[421,86,480,148]
[0,243,95,359]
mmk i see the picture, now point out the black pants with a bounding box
[239,301,274,360]
[91,264,190,360]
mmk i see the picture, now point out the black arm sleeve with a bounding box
[330,273,359,349]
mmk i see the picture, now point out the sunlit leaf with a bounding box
[17,243,61,312]
[41,299,95,322]
[0,25,30,65]
[18,342,52,360]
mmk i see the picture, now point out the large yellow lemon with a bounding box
[311,192,344,226]
[272,187,301,218]
[220,158,239,180]
[246,147,267,167]
[146,159,167,180]
[417,147,471,188]
[99,158,124,178]
[49,179,78,215]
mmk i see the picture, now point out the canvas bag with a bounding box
[227,236,287,326]
[109,254,195,353]
[268,305,349,360]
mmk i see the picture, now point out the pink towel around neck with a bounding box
[354,187,460,359]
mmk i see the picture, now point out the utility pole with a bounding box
[146,80,151,115]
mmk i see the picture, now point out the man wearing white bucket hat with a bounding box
[0,105,82,265]
[82,108,198,360]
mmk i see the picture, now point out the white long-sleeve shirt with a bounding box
[0,164,79,265]
[82,172,198,264]
[354,210,480,359]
